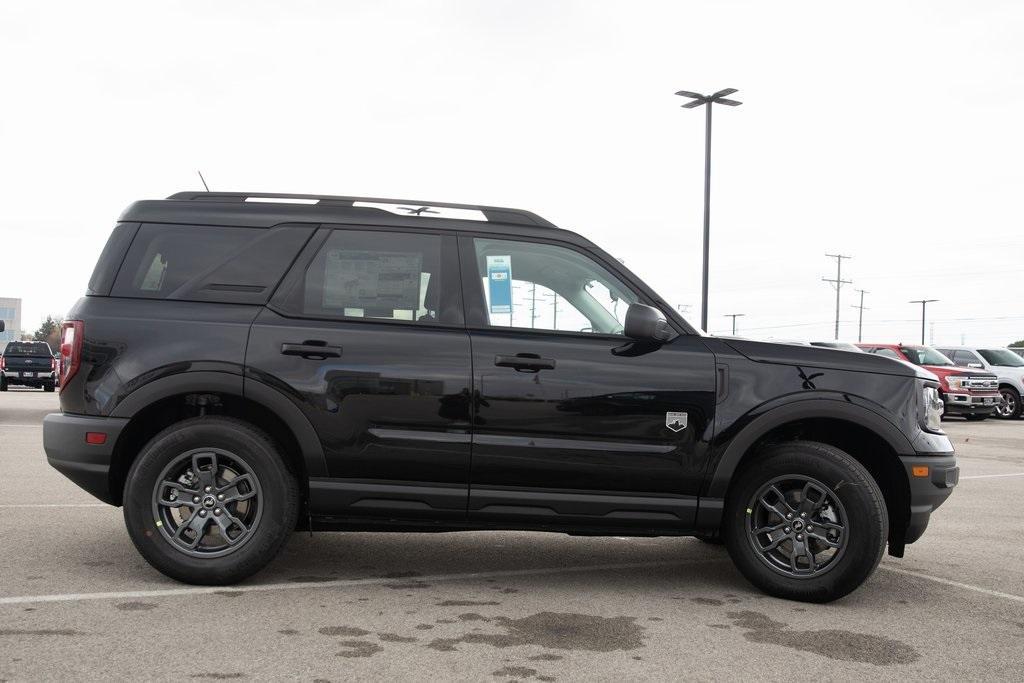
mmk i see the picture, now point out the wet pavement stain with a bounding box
[437,600,501,607]
[377,632,417,643]
[415,624,435,630]
[436,618,457,624]
[691,597,724,606]
[492,666,537,678]
[212,591,244,598]
[458,613,489,622]
[385,581,431,590]
[426,612,645,653]
[381,571,420,579]
[189,674,244,679]
[287,575,337,583]
[727,611,920,665]
[537,676,556,682]
[115,601,158,611]
[528,654,563,661]
[278,629,300,636]
[0,629,85,636]
[334,640,383,658]
[318,626,370,637]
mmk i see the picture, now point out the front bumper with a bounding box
[43,413,128,505]
[943,392,999,415]
[898,454,958,547]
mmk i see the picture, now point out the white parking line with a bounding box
[880,565,1024,604]
[0,559,711,607]
[0,503,108,508]
[959,472,1024,480]
[0,424,42,428]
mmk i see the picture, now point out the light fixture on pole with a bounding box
[675,87,742,332]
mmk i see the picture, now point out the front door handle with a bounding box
[281,342,342,359]
[494,353,556,372]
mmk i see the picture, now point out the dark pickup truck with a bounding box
[43,191,958,603]
[1,340,57,392]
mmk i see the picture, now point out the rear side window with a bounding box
[277,229,459,325]
[111,224,314,303]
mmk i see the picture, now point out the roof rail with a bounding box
[165,192,558,229]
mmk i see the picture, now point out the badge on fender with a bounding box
[665,412,688,432]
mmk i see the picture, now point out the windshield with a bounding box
[901,346,954,366]
[978,349,1024,367]
[2,342,52,356]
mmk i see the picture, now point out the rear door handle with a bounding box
[494,353,556,372]
[281,342,342,359]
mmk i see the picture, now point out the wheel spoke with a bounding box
[173,510,209,549]
[213,512,246,545]
[192,451,219,488]
[761,534,787,552]
[217,473,256,503]
[156,481,198,507]
[767,486,796,513]
[753,520,787,535]
[802,539,817,571]
[806,530,841,549]
[799,481,828,514]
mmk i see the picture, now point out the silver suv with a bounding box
[935,346,1024,419]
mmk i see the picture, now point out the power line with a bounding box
[822,254,852,341]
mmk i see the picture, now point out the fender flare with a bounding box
[109,370,327,478]
[705,398,914,499]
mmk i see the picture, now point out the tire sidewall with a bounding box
[723,442,888,603]
[123,417,298,585]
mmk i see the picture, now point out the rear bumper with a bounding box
[43,413,127,505]
[899,454,958,545]
[2,370,56,384]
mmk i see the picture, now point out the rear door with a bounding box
[245,226,472,520]
[460,235,716,529]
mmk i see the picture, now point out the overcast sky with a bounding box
[1,1,1021,346]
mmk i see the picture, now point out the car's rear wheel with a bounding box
[0,378,6,391]
[123,417,299,585]
[723,441,887,603]
[995,387,1021,420]
[964,414,987,421]
[43,382,55,392]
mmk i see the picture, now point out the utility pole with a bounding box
[675,88,742,332]
[822,254,852,340]
[531,283,537,328]
[851,289,869,342]
[724,313,745,336]
[909,299,938,345]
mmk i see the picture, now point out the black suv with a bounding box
[44,192,958,603]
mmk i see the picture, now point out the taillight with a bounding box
[59,320,84,392]
[0,355,5,371]
[51,356,56,371]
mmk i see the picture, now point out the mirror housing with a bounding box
[0,319,4,332]
[624,303,672,342]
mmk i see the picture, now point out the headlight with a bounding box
[923,386,944,432]
[946,376,964,390]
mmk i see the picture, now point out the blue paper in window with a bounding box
[486,255,512,314]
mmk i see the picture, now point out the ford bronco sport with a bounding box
[44,192,958,603]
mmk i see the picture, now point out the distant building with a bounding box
[0,297,22,347]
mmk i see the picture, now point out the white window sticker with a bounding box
[323,250,423,311]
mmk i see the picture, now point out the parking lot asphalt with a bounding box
[1,388,1023,681]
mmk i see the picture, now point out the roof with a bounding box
[117,192,562,234]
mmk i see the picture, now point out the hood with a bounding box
[722,338,937,381]
[924,365,997,379]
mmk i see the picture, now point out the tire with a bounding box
[0,378,6,391]
[722,441,887,603]
[995,387,1021,420]
[43,382,55,393]
[964,414,987,422]
[695,532,724,545]
[123,416,299,585]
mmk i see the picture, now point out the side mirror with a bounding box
[967,362,983,369]
[624,303,672,342]
[0,320,4,332]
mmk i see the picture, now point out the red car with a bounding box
[857,343,1000,420]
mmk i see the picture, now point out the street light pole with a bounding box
[909,299,938,345]
[676,88,742,332]
[852,289,869,342]
[724,313,745,336]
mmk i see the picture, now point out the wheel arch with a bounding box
[107,371,325,507]
[706,400,914,552]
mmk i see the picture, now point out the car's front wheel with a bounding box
[964,414,988,422]
[123,417,299,585]
[995,387,1021,420]
[723,441,887,603]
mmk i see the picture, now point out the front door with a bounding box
[461,235,716,529]
[246,227,472,520]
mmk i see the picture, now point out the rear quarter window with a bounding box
[111,223,314,304]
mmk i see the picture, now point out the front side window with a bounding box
[978,349,1024,367]
[297,230,445,323]
[472,238,639,335]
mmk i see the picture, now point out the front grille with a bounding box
[964,376,998,391]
